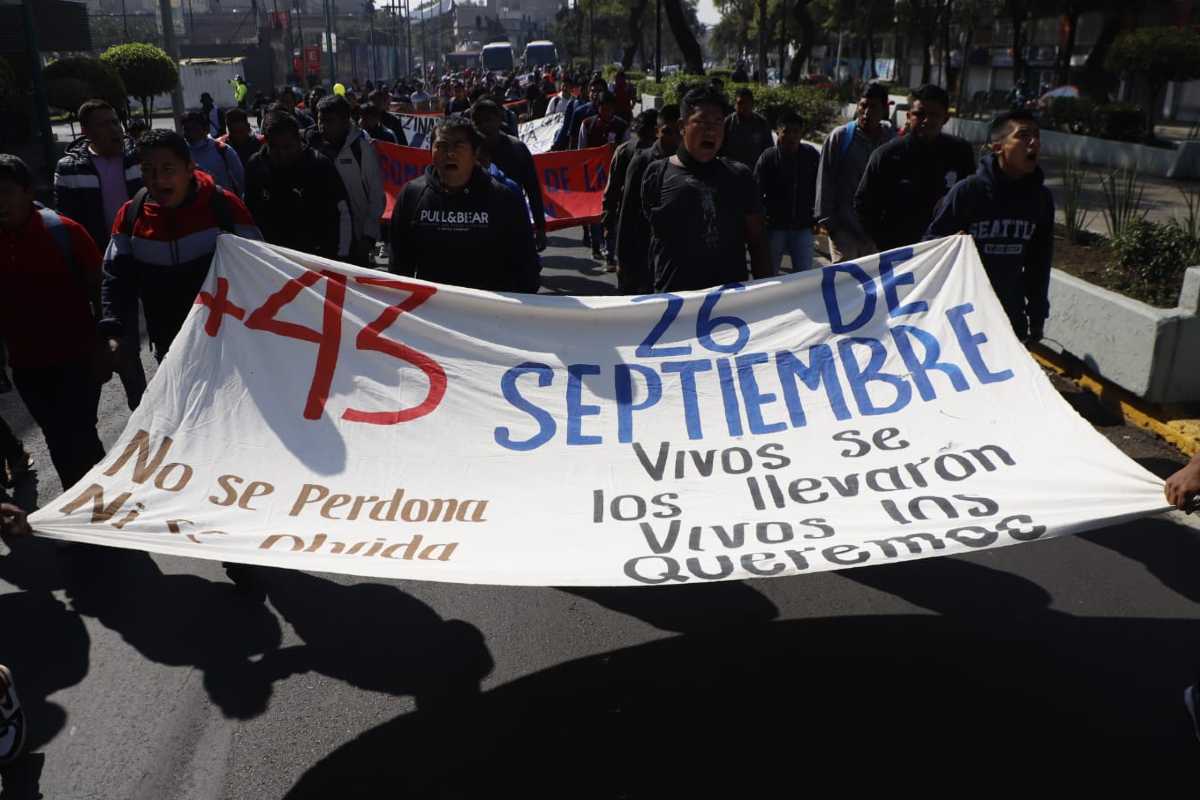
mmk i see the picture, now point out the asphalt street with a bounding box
[1,229,1198,797]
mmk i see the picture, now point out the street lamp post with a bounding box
[158,0,186,125]
[654,0,661,83]
[324,0,336,84]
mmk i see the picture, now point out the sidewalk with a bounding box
[1039,154,1196,238]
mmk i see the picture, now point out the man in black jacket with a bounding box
[369,88,408,145]
[642,86,770,292]
[53,98,147,410]
[244,111,353,260]
[602,109,656,271]
[754,110,821,273]
[854,84,975,252]
[471,100,547,252]
[389,117,539,293]
[925,110,1054,342]
[721,87,772,170]
[616,105,679,294]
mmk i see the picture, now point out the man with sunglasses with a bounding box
[853,84,974,253]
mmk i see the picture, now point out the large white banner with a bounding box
[30,236,1169,586]
[399,113,443,149]
[519,111,564,155]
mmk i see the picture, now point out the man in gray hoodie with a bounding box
[815,82,894,262]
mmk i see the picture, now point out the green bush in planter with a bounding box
[1109,218,1197,307]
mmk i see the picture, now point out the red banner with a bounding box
[374,142,611,232]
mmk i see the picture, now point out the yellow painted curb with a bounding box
[1029,345,1200,456]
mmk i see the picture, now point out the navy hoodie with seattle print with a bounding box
[925,153,1054,339]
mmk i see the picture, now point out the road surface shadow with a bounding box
[245,567,493,712]
[538,273,619,295]
[285,558,1199,797]
[1082,516,1200,605]
[560,580,779,633]
[0,542,286,721]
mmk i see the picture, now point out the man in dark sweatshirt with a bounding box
[925,109,1054,342]
[388,116,539,293]
[471,99,547,252]
[854,83,975,252]
[754,110,821,273]
[244,111,352,260]
[616,105,680,295]
[721,87,772,170]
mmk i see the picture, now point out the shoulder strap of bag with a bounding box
[37,205,98,319]
[121,187,150,238]
[839,120,857,161]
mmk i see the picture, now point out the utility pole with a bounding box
[295,0,306,84]
[324,0,336,84]
[404,0,412,76]
[778,0,786,86]
[158,0,186,124]
[654,0,661,83]
[121,0,130,39]
[20,0,53,179]
[366,1,375,83]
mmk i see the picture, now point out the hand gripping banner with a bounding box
[29,236,1170,586]
[374,141,608,230]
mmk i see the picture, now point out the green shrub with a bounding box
[1093,103,1146,143]
[101,43,178,122]
[43,56,128,120]
[707,68,733,82]
[1108,218,1196,307]
[634,73,836,139]
[1042,96,1096,135]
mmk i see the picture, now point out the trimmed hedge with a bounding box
[635,74,836,139]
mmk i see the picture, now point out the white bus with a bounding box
[481,42,515,73]
[523,40,559,69]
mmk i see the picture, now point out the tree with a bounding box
[996,0,1031,90]
[101,43,179,122]
[663,0,705,73]
[43,56,128,123]
[786,0,816,83]
[1107,26,1200,141]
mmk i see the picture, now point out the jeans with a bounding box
[12,359,104,490]
[768,228,814,274]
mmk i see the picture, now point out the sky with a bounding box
[696,0,721,26]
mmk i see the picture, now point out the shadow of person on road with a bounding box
[0,537,90,799]
[0,541,90,748]
[283,559,1200,797]
[1082,516,1200,605]
[247,568,493,714]
[560,580,779,633]
[52,544,283,720]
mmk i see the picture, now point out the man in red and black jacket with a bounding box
[0,154,106,490]
[101,130,262,364]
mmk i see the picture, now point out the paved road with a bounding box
[1,230,1198,797]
